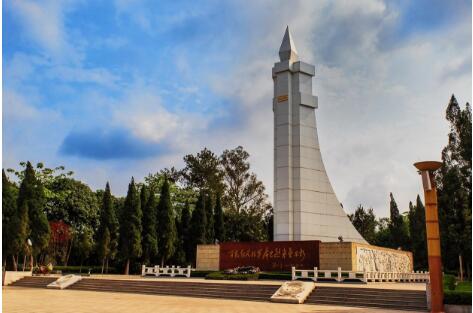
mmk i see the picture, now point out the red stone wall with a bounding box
[219,240,320,271]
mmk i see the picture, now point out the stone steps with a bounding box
[69,278,278,301]
[305,286,427,311]
[10,276,57,288]
[10,277,279,302]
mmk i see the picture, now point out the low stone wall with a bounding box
[3,271,32,286]
[319,242,355,270]
[320,242,413,272]
[196,244,220,271]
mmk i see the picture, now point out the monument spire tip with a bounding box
[279,26,298,62]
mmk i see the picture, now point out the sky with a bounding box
[3,0,472,217]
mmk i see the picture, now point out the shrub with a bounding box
[258,272,291,280]
[443,274,456,291]
[205,271,259,280]
[456,281,472,292]
[191,270,216,278]
[444,290,472,305]
[54,265,118,274]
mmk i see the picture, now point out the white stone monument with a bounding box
[273,27,366,243]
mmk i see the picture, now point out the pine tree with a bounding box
[18,161,49,260]
[97,182,118,273]
[3,170,20,269]
[120,177,142,275]
[142,188,158,264]
[408,195,427,270]
[213,192,224,242]
[189,192,207,264]
[181,202,192,263]
[156,176,176,266]
[205,193,214,243]
[140,185,149,220]
[348,205,377,244]
[388,193,409,250]
[437,95,472,276]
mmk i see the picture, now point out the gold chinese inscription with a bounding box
[228,247,306,262]
[277,95,288,102]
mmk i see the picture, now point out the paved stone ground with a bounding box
[3,287,426,313]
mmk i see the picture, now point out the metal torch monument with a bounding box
[414,161,444,313]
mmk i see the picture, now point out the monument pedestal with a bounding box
[196,241,413,273]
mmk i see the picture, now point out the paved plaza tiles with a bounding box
[3,282,426,313]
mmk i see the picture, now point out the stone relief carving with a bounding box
[356,246,411,273]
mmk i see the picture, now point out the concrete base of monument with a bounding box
[270,281,315,304]
[196,241,413,273]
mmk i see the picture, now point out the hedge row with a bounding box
[53,265,118,274]
[444,290,472,305]
[205,271,259,280]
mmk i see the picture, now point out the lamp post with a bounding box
[413,161,444,313]
[27,239,33,272]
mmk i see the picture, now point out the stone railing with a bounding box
[141,265,193,278]
[292,267,430,283]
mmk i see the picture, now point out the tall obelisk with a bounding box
[273,27,366,243]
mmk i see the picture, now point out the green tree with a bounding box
[205,193,215,243]
[97,182,119,273]
[388,193,409,250]
[180,203,192,263]
[47,178,100,265]
[17,162,50,261]
[120,177,142,275]
[189,192,207,264]
[142,188,158,265]
[408,196,427,270]
[140,185,149,220]
[437,95,472,277]
[220,146,271,242]
[3,170,21,270]
[213,192,224,242]
[182,148,224,193]
[348,205,377,244]
[374,217,392,247]
[156,176,176,266]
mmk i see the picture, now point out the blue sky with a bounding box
[3,0,472,216]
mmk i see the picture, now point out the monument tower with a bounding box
[273,27,366,243]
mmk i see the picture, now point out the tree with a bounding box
[220,146,270,214]
[373,217,391,247]
[142,188,158,265]
[205,193,215,243]
[387,193,409,250]
[189,192,207,264]
[408,196,427,270]
[181,203,192,263]
[156,176,176,266]
[17,162,50,261]
[348,205,377,244]
[213,193,224,242]
[220,146,272,242]
[3,170,21,270]
[96,183,119,273]
[140,185,149,220]
[437,95,472,277]
[120,178,142,275]
[182,148,224,193]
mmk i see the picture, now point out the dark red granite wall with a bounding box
[219,240,320,271]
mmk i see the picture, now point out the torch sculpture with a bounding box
[414,161,444,313]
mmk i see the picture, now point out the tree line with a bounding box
[3,146,273,274]
[349,95,471,278]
